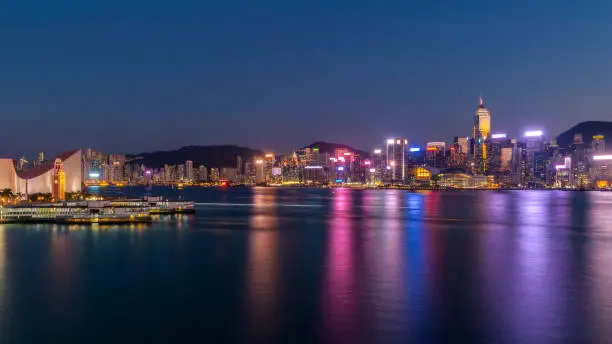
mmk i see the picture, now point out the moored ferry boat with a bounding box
[0,201,151,224]
[110,197,195,214]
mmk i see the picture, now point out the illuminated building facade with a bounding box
[409,166,432,187]
[450,137,469,168]
[52,159,66,201]
[524,131,545,185]
[591,154,612,187]
[185,160,194,182]
[0,150,82,195]
[210,168,220,182]
[437,169,473,189]
[254,158,265,184]
[386,138,408,183]
[426,141,446,168]
[263,153,275,182]
[472,97,491,174]
[198,165,208,182]
[592,134,606,153]
[220,167,239,182]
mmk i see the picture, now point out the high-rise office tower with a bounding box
[450,137,470,168]
[426,141,446,168]
[488,133,508,174]
[371,148,385,181]
[263,153,275,182]
[472,97,491,174]
[386,138,408,183]
[524,130,545,185]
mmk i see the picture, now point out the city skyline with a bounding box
[2,2,612,157]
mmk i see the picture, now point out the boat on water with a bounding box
[0,201,151,224]
[110,196,195,215]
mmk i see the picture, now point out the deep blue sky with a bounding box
[1,1,612,158]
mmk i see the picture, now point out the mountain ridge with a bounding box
[556,121,612,147]
[127,141,369,168]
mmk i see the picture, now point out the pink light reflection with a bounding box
[323,188,358,342]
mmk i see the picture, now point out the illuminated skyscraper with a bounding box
[450,137,470,168]
[426,141,446,168]
[524,130,546,185]
[472,97,491,174]
[263,153,275,182]
[488,133,508,174]
[254,158,265,184]
[386,138,408,183]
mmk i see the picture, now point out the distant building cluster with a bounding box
[234,97,612,190]
[3,97,611,192]
[82,149,211,186]
[81,97,612,190]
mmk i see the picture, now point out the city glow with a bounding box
[427,147,437,151]
[386,166,391,170]
[337,166,344,171]
[386,139,395,144]
[255,160,263,164]
[556,165,567,169]
[329,157,337,162]
[491,133,507,139]
[369,168,376,173]
[390,161,396,166]
[593,155,612,161]
[338,156,345,162]
[409,147,421,152]
[396,139,401,144]
[305,166,323,169]
[364,160,371,165]
[88,172,100,178]
[404,139,408,144]
[374,149,382,154]
[343,152,352,156]
[265,153,274,158]
[525,130,543,137]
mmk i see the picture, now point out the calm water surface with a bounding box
[1,188,612,343]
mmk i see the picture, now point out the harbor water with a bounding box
[0,187,611,343]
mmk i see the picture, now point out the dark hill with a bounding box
[305,141,370,158]
[127,145,264,169]
[556,121,612,147]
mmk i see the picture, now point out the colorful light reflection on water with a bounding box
[0,188,611,343]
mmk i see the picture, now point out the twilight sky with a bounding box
[1,1,612,158]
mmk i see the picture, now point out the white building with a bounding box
[0,150,82,194]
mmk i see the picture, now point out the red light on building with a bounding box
[220,180,229,188]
